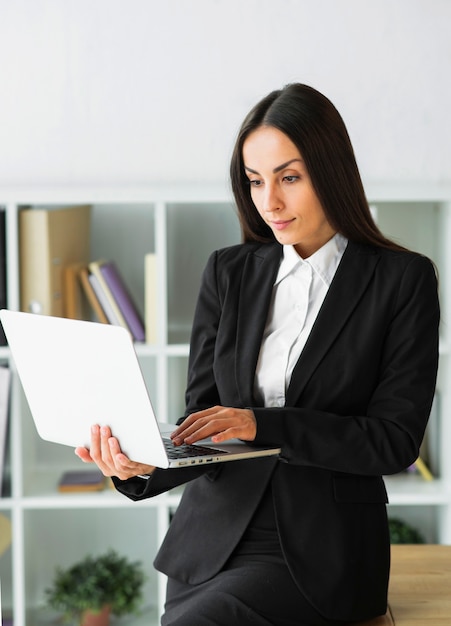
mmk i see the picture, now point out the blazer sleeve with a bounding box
[111,464,218,502]
[252,254,440,476]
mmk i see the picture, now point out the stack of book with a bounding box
[19,205,153,343]
[58,469,107,493]
[78,259,146,342]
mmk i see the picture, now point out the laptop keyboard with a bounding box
[163,438,229,460]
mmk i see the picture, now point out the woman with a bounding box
[76,84,439,625]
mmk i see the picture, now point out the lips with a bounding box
[270,219,294,231]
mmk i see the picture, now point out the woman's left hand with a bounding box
[170,406,256,446]
[75,425,156,480]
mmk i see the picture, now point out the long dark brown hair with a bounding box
[230,83,405,251]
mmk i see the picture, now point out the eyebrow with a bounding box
[244,158,303,175]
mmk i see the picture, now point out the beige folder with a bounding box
[19,205,91,317]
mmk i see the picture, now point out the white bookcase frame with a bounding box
[0,183,450,625]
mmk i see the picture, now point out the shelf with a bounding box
[385,474,450,505]
[18,469,183,508]
[134,342,189,357]
[365,181,451,201]
[17,469,451,508]
[16,491,182,510]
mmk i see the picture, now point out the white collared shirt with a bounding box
[254,233,348,407]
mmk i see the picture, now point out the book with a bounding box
[0,208,7,345]
[58,469,106,493]
[88,272,121,326]
[19,205,91,317]
[78,266,109,324]
[145,252,157,344]
[406,455,435,481]
[63,262,91,320]
[0,366,11,497]
[89,260,129,331]
[89,260,145,341]
[99,260,145,342]
[414,456,434,481]
[0,513,12,557]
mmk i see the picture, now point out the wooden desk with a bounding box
[389,544,451,625]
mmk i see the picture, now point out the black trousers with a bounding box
[161,553,346,626]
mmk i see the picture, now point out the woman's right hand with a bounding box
[75,424,156,481]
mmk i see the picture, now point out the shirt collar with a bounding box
[274,233,348,287]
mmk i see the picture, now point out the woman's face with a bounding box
[242,126,336,258]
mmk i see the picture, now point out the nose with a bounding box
[262,183,283,214]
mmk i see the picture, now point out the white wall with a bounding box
[0,0,449,187]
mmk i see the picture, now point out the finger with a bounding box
[99,425,115,464]
[173,418,220,444]
[107,437,156,479]
[171,406,222,434]
[100,431,133,477]
[88,423,102,460]
[171,407,223,443]
[107,436,134,472]
[78,425,155,480]
[171,407,256,445]
[74,447,93,463]
[88,424,117,475]
[211,425,249,443]
[207,409,257,443]
[170,413,204,439]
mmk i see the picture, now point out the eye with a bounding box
[283,175,299,183]
[247,178,263,187]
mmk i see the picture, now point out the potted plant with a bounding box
[45,549,146,625]
[389,517,425,544]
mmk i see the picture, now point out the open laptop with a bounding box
[0,310,281,469]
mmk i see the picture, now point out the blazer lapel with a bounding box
[285,241,381,406]
[235,243,282,406]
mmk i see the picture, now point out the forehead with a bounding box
[243,126,302,163]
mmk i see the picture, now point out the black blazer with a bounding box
[115,240,439,622]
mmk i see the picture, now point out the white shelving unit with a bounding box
[0,183,450,625]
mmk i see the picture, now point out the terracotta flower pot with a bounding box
[80,605,111,626]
